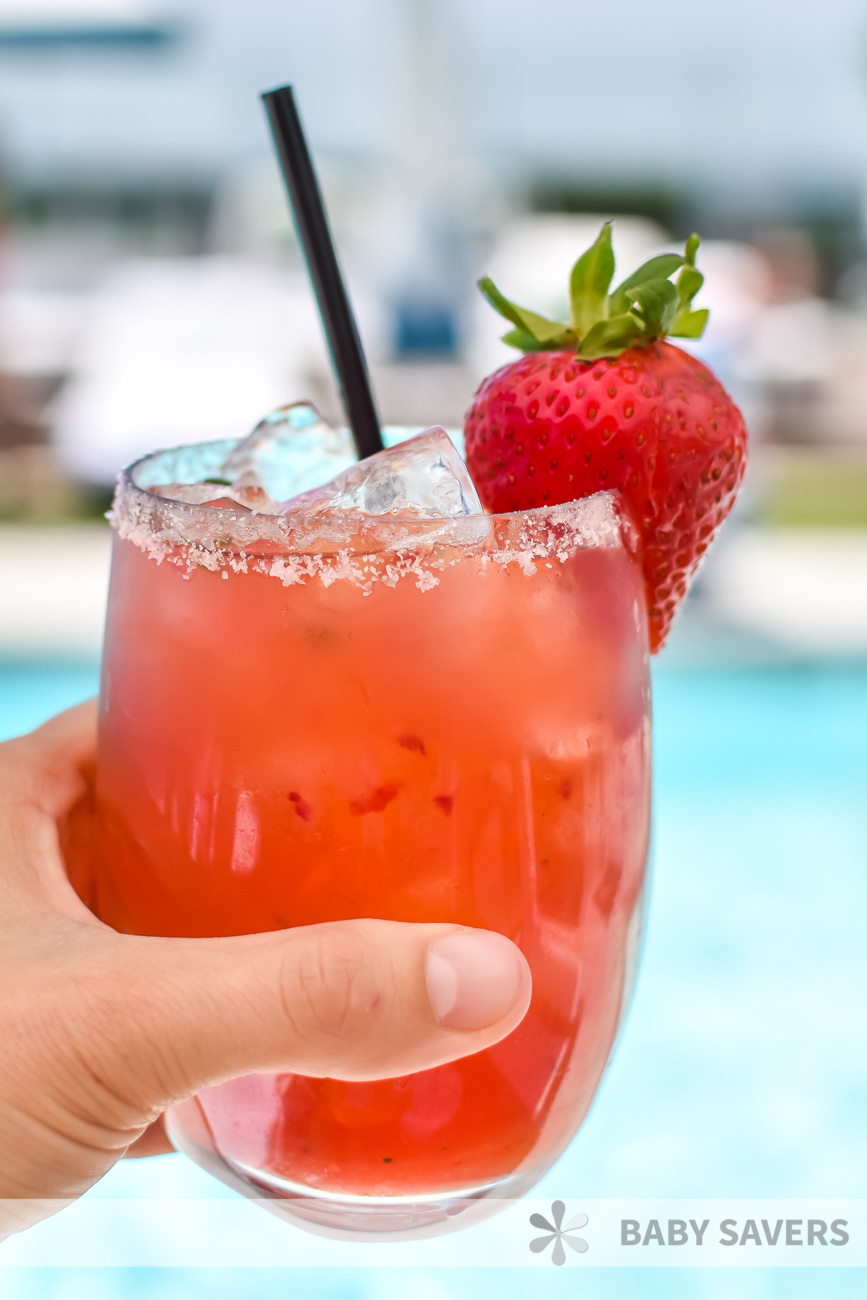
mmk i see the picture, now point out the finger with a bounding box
[123,1116,174,1159]
[73,919,532,1116]
[0,701,99,919]
[2,700,97,818]
[26,699,97,763]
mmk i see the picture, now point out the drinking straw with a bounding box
[262,85,384,459]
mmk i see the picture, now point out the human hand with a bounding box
[0,704,531,1237]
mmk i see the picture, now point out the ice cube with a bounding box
[220,401,357,503]
[146,482,279,511]
[281,427,483,518]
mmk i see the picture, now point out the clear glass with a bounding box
[66,436,652,1240]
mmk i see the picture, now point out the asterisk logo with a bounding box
[529,1200,589,1266]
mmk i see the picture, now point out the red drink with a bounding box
[68,437,651,1235]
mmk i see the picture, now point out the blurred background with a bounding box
[0,1,866,1298]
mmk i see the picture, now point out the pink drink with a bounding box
[68,443,651,1235]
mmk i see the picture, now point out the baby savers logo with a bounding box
[529,1201,589,1265]
[621,1217,850,1248]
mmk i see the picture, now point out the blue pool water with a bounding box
[1,659,866,1298]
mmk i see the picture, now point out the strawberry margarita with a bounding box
[68,433,651,1235]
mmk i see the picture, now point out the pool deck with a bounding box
[0,524,111,656]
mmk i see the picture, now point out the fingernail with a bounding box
[426,931,530,1031]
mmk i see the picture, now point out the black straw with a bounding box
[261,85,383,460]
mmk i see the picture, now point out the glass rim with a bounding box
[110,435,630,569]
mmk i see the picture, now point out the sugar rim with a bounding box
[109,437,629,589]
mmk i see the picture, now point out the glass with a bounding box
[67,435,651,1239]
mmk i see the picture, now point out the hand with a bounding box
[0,704,531,1237]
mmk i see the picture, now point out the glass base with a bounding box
[165,1112,544,1241]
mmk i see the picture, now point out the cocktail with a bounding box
[65,184,749,1235]
[68,419,651,1237]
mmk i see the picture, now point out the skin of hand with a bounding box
[0,703,531,1239]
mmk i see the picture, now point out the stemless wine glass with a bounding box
[68,434,651,1240]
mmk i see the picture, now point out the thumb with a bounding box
[85,918,531,1115]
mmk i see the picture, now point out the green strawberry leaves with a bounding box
[500,327,552,352]
[479,227,709,360]
[608,253,685,316]
[669,308,709,339]
[624,278,679,336]
[569,222,615,335]
[578,314,645,360]
[670,232,708,338]
[478,277,576,349]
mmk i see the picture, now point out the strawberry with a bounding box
[464,225,747,651]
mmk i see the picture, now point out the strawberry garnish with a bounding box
[464,225,747,651]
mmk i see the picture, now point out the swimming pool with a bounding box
[2,659,865,1298]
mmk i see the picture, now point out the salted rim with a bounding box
[109,437,630,588]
